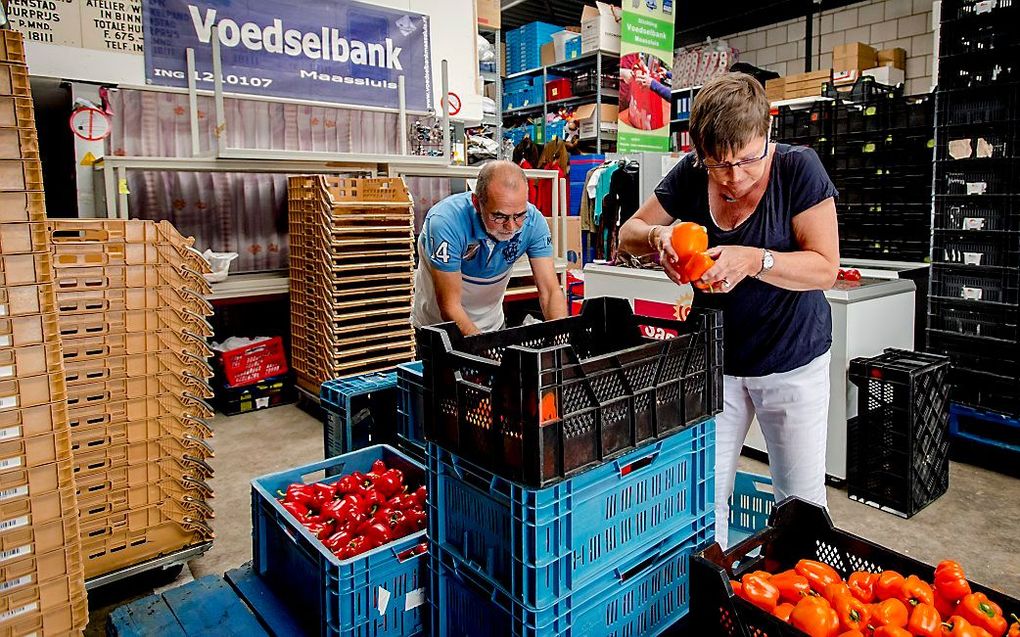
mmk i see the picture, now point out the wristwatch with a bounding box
[754,249,775,279]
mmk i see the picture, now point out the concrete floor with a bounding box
[87,403,1020,633]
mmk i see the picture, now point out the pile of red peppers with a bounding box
[730,559,1018,637]
[277,459,427,560]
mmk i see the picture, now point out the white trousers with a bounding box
[714,350,831,549]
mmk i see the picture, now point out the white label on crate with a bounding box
[962,286,984,301]
[256,397,269,409]
[0,396,17,411]
[0,545,31,564]
[974,0,995,13]
[405,587,426,611]
[0,516,28,533]
[966,181,988,195]
[0,575,32,594]
[377,587,391,615]
[0,336,11,348]
[0,426,20,441]
[963,252,984,266]
[0,366,11,379]
[0,602,38,623]
[963,217,986,230]
[0,485,28,502]
[0,456,22,471]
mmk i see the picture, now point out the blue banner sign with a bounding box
[143,0,433,110]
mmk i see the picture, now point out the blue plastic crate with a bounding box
[430,526,711,637]
[727,472,775,545]
[949,403,1020,454]
[503,86,544,111]
[396,361,425,459]
[503,76,537,93]
[251,445,428,637]
[564,37,582,60]
[427,419,715,609]
[320,371,397,461]
[545,119,568,141]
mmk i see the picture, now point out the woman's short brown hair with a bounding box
[690,72,771,162]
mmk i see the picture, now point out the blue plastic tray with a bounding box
[320,371,397,461]
[427,419,715,609]
[251,445,427,637]
[728,472,775,545]
[396,361,425,459]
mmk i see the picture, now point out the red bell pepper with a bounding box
[790,596,840,637]
[412,485,427,509]
[958,593,1007,637]
[334,474,358,495]
[311,482,335,506]
[935,561,972,604]
[375,469,405,498]
[337,535,369,560]
[796,560,842,595]
[281,500,309,521]
[323,530,353,551]
[771,569,814,605]
[361,490,385,517]
[774,603,795,622]
[405,507,427,531]
[938,593,961,619]
[906,602,942,637]
[388,494,417,511]
[740,572,780,612]
[371,459,387,474]
[281,484,318,507]
[897,574,935,608]
[848,571,878,604]
[362,522,391,550]
[875,571,906,601]
[730,580,743,597]
[832,593,870,633]
[870,598,909,629]
[304,521,334,541]
[837,632,865,637]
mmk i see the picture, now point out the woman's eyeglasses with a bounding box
[701,132,770,171]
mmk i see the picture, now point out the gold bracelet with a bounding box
[647,225,658,250]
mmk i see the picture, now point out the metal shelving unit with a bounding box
[478,24,503,159]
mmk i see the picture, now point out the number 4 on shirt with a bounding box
[433,241,451,264]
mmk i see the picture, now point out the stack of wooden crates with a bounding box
[0,30,89,636]
[287,176,415,391]
[47,218,217,580]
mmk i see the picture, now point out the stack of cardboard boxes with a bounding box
[0,29,89,636]
[765,43,908,102]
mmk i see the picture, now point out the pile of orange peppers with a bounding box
[730,559,1019,637]
[669,222,714,288]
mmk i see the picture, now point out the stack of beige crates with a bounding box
[0,30,88,636]
[288,176,415,391]
[47,218,217,580]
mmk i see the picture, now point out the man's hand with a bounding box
[529,257,568,321]
[431,267,481,335]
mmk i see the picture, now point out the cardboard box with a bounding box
[574,103,618,139]
[877,47,907,70]
[552,30,581,62]
[545,216,583,269]
[833,42,878,72]
[541,42,556,67]
[476,0,500,29]
[581,2,621,54]
[863,65,905,85]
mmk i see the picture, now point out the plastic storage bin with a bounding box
[395,361,425,460]
[418,296,723,487]
[251,445,428,637]
[320,371,398,461]
[727,472,774,544]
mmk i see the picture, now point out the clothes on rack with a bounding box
[576,159,640,261]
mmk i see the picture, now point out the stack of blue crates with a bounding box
[505,21,562,74]
[503,76,544,111]
[568,154,604,217]
[319,371,397,463]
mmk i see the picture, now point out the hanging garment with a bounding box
[579,165,602,233]
[534,160,565,216]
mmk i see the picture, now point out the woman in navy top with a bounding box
[620,72,840,548]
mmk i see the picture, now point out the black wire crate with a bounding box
[932,228,1020,268]
[941,0,1019,24]
[926,329,1020,379]
[937,128,1017,161]
[928,296,1020,342]
[946,366,1020,418]
[936,84,1019,126]
[934,196,1020,231]
[847,348,951,518]
[824,75,903,104]
[929,263,1020,305]
[938,159,1016,196]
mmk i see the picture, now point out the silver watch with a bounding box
[755,249,775,279]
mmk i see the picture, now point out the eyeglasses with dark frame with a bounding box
[485,209,529,225]
[700,130,771,172]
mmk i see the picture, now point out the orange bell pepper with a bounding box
[870,598,909,629]
[1008,615,1020,637]
[790,596,840,637]
[681,251,715,285]
[898,574,935,608]
[837,631,865,637]
[774,602,795,622]
[906,602,942,637]
[848,571,878,604]
[824,582,853,605]
[875,571,907,601]
[958,593,1007,637]
[945,615,986,637]
[832,593,871,633]
[938,593,961,619]
[771,569,814,605]
[796,559,842,594]
[730,579,743,597]
[670,222,708,259]
[741,571,780,613]
[873,627,912,637]
[935,560,972,603]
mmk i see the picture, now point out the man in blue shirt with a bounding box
[411,161,567,335]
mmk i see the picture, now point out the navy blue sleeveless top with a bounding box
[654,144,837,377]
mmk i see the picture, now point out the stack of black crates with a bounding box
[925,0,1020,422]
[771,79,935,262]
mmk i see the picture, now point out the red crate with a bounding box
[218,336,288,387]
[546,78,573,102]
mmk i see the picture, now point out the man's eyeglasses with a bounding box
[487,210,528,225]
[700,131,770,171]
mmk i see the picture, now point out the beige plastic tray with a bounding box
[0,251,53,287]
[0,460,74,506]
[54,285,212,317]
[0,158,42,191]
[67,394,214,429]
[82,521,208,581]
[0,402,68,442]
[74,457,213,502]
[65,351,212,387]
[0,373,66,413]
[52,263,210,294]
[0,545,82,602]
[0,32,26,66]
[0,341,63,380]
[77,484,213,529]
[0,508,79,564]
[0,126,37,161]
[0,63,29,98]
[0,429,72,475]
[72,438,213,481]
[0,486,77,541]
[0,284,56,318]
[0,312,59,349]
[0,222,47,255]
[0,192,45,224]
[0,96,34,129]
[59,330,212,364]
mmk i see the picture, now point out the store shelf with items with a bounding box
[476,24,503,159]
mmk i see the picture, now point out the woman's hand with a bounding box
[697,245,762,293]
[648,225,685,286]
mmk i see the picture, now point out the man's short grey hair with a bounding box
[475,160,527,205]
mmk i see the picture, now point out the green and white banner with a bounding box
[618,1,675,152]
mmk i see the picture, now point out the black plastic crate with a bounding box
[839,237,931,262]
[688,499,1020,636]
[840,203,931,224]
[940,19,1020,57]
[572,70,619,95]
[939,160,1016,195]
[946,365,1020,417]
[830,136,935,172]
[417,297,723,488]
[938,53,1019,90]
[942,0,1020,24]
[935,196,1020,231]
[932,228,1020,268]
[929,263,1020,304]
[847,348,950,518]
[835,176,934,205]
[938,129,1017,161]
[926,329,1020,378]
[216,375,295,416]
[824,76,903,104]
[936,85,1019,126]
[928,296,1020,341]
[775,103,833,140]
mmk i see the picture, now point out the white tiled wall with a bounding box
[700,0,937,96]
